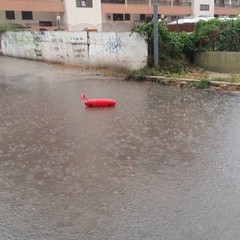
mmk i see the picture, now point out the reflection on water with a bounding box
[1,56,240,240]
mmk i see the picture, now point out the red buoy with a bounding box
[81,92,116,108]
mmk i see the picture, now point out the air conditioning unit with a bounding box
[106,14,112,21]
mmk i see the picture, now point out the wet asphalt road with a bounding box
[1,56,240,240]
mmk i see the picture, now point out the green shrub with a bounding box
[193,77,211,88]
[0,22,18,34]
[192,18,240,52]
[132,21,191,70]
[132,18,240,73]
[229,73,239,82]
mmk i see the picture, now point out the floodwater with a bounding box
[1,56,240,240]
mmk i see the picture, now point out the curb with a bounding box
[145,75,240,91]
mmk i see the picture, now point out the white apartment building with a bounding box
[0,0,239,32]
[192,0,215,17]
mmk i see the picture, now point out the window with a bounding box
[146,16,152,21]
[22,11,33,20]
[76,0,92,7]
[140,14,146,21]
[39,21,52,27]
[200,4,209,11]
[6,11,15,20]
[113,14,124,21]
[125,14,130,21]
[113,14,130,21]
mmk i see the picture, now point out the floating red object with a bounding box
[84,99,116,108]
[81,92,116,108]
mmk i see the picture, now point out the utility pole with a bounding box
[153,0,159,68]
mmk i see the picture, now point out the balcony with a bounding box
[101,0,191,5]
[101,0,125,3]
[215,3,240,15]
[0,0,64,12]
[101,0,191,15]
[215,3,240,7]
[173,2,191,6]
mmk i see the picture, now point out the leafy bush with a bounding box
[132,18,240,74]
[132,21,191,72]
[0,22,18,34]
[192,18,240,52]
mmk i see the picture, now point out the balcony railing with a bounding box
[127,0,148,4]
[101,0,191,5]
[175,2,191,6]
[101,0,191,6]
[158,1,171,5]
[101,0,125,4]
[0,0,64,12]
[158,1,191,6]
[215,3,240,7]
[9,0,64,1]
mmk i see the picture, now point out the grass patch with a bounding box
[211,77,226,82]
[126,68,161,81]
[192,76,211,88]
[211,74,240,83]
[229,73,239,83]
[126,66,190,81]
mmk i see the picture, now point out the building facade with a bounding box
[0,0,239,32]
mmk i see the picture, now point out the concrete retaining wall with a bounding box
[0,31,148,70]
[194,52,240,73]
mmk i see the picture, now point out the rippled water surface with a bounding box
[1,56,240,240]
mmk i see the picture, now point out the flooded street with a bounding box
[1,56,240,240]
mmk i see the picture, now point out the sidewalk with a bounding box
[146,70,240,92]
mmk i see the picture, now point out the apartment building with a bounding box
[0,0,239,32]
[0,0,65,31]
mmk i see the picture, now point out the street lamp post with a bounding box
[57,16,61,31]
[153,0,159,68]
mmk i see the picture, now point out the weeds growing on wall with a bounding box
[0,22,18,34]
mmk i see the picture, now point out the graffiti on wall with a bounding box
[1,31,147,70]
[32,32,43,58]
[72,44,86,58]
[105,37,125,53]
